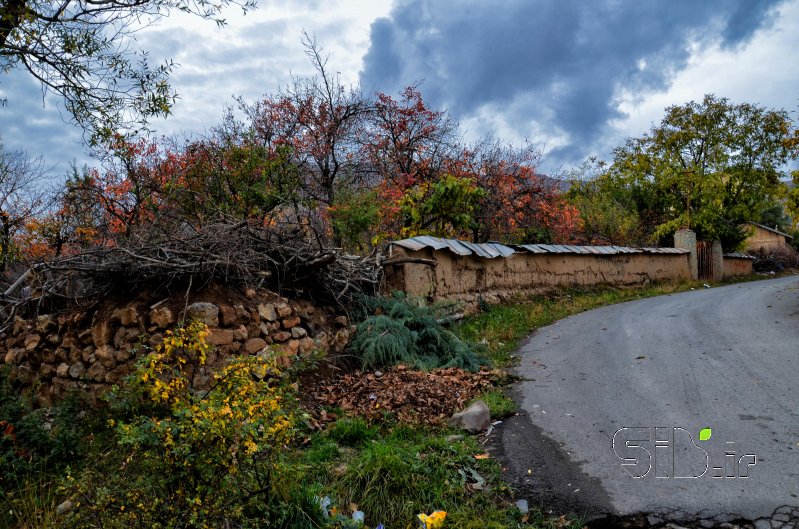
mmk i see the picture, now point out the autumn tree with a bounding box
[364,87,486,242]
[243,34,369,240]
[0,140,48,271]
[602,95,797,248]
[17,164,110,260]
[564,158,644,245]
[365,85,457,187]
[0,0,255,142]
[444,140,580,244]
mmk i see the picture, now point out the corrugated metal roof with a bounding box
[724,252,756,260]
[391,237,690,258]
[643,247,692,254]
[515,243,687,255]
[391,236,516,259]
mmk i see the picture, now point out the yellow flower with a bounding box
[417,511,447,529]
[244,439,259,455]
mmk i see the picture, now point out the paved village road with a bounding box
[501,275,799,524]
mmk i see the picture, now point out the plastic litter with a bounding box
[316,496,332,517]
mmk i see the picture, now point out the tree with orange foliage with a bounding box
[450,140,579,243]
[0,141,48,272]
[363,86,458,240]
[241,34,369,246]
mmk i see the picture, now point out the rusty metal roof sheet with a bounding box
[392,237,690,258]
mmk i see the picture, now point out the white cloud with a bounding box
[611,0,799,153]
[1,0,392,174]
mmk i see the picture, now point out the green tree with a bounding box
[398,173,487,238]
[758,202,790,233]
[786,170,799,230]
[329,187,380,252]
[0,0,255,142]
[604,95,797,249]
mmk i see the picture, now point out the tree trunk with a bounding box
[0,216,11,272]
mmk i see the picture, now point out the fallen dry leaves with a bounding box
[301,364,501,425]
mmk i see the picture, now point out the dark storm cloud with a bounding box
[360,0,784,167]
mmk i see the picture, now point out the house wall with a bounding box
[745,225,788,252]
[384,247,691,308]
[722,257,754,279]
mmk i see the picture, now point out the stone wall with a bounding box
[1,288,353,406]
[385,246,692,309]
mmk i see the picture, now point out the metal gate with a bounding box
[697,240,713,280]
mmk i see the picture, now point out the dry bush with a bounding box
[752,245,799,272]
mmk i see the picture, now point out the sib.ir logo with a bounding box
[612,427,756,478]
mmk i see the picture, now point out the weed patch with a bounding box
[474,390,517,419]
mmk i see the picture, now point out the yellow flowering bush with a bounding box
[63,320,297,528]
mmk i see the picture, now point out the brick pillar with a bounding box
[711,240,723,281]
[674,229,697,280]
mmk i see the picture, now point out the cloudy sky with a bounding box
[1,0,798,177]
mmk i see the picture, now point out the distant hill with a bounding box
[538,174,573,193]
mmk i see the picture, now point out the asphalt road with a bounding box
[500,276,799,525]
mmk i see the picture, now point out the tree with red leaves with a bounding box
[242,34,369,245]
[366,85,457,187]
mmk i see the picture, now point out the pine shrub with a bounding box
[348,294,483,371]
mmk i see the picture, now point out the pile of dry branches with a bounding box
[1,219,384,329]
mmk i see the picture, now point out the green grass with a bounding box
[473,389,517,419]
[1,471,59,529]
[458,280,710,366]
[327,417,380,447]
[289,421,583,529]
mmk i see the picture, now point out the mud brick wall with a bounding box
[722,256,754,278]
[385,246,692,311]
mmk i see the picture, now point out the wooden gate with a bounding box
[697,240,713,280]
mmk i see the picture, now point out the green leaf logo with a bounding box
[699,428,712,441]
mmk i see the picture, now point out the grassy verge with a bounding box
[290,417,580,529]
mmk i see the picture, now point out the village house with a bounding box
[743,221,794,253]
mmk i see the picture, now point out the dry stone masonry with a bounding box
[1,288,353,407]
